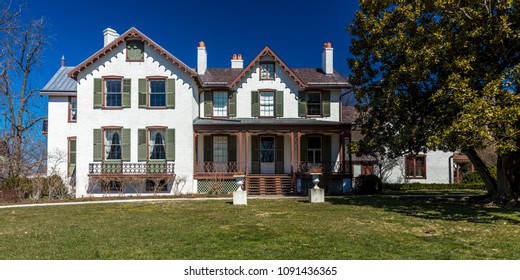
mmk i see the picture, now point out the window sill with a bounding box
[102,107,124,110]
[405,177,427,180]
[126,59,144,62]
[147,106,169,110]
[68,120,77,123]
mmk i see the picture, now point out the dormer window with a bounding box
[260,62,275,80]
[126,40,144,61]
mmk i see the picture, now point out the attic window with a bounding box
[126,41,144,61]
[260,62,275,80]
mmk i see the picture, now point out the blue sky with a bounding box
[25,0,359,89]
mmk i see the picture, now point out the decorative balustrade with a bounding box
[89,162,175,175]
[194,162,244,174]
[298,161,349,175]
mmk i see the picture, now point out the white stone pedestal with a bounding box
[233,190,248,205]
[309,188,325,203]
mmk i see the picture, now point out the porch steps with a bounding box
[246,175,295,195]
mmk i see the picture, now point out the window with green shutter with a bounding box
[298,91,307,117]
[138,79,147,108]
[275,91,283,117]
[93,78,102,109]
[166,129,175,161]
[68,138,76,177]
[93,129,102,162]
[204,91,213,118]
[229,91,237,117]
[122,129,131,161]
[251,91,259,117]
[138,129,147,161]
[122,79,131,108]
[166,79,176,108]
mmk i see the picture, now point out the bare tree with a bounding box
[0,3,48,181]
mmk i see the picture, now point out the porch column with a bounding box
[238,131,243,173]
[290,131,295,173]
[193,132,198,174]
[340,130,345,174]
[348,129,353,178]
[245,131,249,176]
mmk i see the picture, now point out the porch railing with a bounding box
[298,161,350,175]
[194,161,244,174]
[89,162,175,175]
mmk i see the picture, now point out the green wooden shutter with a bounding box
[298,91,307,117]
[122,128,131,161]
[93,129,102,162]
[275,135,284,174]
[166,79,176,109]
[322,91,331,117]
[228,91,237,117]
[323,135,332,171]
[68,139,76,176]
[204,91,213,118]
[251,91,259,117]
[300,135,308,162]
[251,135,260,173]
[138,79,147,108]
[276,91,284,117]
[122,79,131,108]
[203,136,213,162]
[93,78,102,109]
[166,129,175,161]
[229,135,237,162]
[138,129,147,161]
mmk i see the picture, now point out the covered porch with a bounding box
[193,118,352,195]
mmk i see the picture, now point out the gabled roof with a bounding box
[199,46,350,89]
[40,66,77,96]
[68,27,197,81]
[229,45,306,89]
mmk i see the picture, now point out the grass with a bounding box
[1,195,520,259]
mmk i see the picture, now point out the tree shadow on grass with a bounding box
[327,195,520,225]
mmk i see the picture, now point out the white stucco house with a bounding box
[343,106,468,184]
[41,27,353,197]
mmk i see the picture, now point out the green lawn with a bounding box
[1,195,519,259]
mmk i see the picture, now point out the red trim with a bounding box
[405,155,427,179]
[68,27,198,82]
[229,46,305,88]
[102,75,124,79]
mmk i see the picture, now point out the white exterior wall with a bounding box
[73,44,197,197]
[384,150,452,184]
[46,96,78,187]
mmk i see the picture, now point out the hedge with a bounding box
[382,183,486,191]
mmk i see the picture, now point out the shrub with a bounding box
[1,176,32,202]
[382,183,485,191]
[354,175,382,194]
[462,171,483,184]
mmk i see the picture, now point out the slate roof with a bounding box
[40,66,77,95]
[198,68,243,88]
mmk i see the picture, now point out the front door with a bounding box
[260,136,275,174]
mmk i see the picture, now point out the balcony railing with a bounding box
[89,162,175,175]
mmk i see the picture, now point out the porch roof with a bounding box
[193,117,351,132]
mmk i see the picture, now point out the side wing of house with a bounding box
[51,28,199,197]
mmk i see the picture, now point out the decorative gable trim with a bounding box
[68,27,198,82]
[228,46,305,89]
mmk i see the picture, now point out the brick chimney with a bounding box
[103,28,119,47]
[231,54,243,69]
[322,42,333,75]
[197,41,207,75]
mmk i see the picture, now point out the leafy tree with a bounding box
[348,0,520,204]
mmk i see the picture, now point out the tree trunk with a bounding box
[465,148,496,195]
[495,153,515,203]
